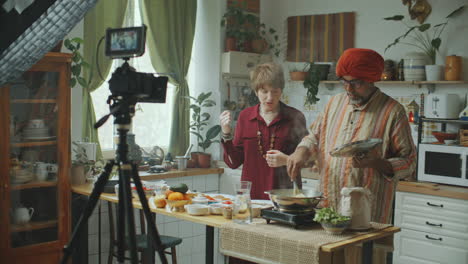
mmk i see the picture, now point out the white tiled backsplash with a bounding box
[87,173,223,264]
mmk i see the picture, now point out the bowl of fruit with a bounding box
[165,183,192,212]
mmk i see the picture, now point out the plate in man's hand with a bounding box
[329,138,383,157]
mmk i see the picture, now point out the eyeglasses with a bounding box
[339,78,364,89]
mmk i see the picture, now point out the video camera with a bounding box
[105,25,167,103]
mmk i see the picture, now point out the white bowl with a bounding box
[184,204,210,216]
[192,196,209,205]
[209,203,224,215]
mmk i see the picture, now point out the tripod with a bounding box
[61,95,168,264]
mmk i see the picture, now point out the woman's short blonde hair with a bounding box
[250,62,285,92]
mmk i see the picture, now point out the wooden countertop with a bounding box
[138,167,224,180]
[72,183,400,253]
[72,183,235,228]
[397,181,468,200]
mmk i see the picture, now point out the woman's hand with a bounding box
[266,150,288,167]
[219,110,232,134]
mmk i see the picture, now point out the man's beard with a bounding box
[347,93,366,105]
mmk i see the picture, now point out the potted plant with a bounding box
[71,141,95,185]
[64,37,90,88]
[289,64,309,81]
[384,5,465,80]
[188,92,222,168]
[313,207,351,235]
[221,7,249,52]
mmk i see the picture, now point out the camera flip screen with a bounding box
[105,25,146,58]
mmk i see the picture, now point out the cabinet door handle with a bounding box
[425,235,442,241]
[426,202,443,208]
[426,221,442,227]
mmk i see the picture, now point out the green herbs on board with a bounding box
[313,207,350,225]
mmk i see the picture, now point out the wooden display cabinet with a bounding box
[0,52,72,263]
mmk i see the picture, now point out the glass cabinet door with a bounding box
[9,70,61,248]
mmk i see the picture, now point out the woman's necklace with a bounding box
[256,120,278,159]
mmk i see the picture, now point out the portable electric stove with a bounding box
[261,208,316,229]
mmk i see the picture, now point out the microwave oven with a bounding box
[418,144,468,187]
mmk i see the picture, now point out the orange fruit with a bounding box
[165,189,174,198]
[167,192,184,201]
[153,198,167,208]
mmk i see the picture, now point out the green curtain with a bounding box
[82,0,128,160]
[141,0,197,156]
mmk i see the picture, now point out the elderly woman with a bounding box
[219,62,308,199]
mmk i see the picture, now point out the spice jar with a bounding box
[445,55,462,81]
[222,205,233,219]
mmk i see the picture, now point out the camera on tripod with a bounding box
[105,25,168,103]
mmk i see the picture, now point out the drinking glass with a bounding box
[233,181,252,224]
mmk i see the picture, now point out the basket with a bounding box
[460,129,468,146]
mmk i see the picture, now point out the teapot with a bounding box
[13,206,34,224]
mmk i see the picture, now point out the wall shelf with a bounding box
[320,80,468,92]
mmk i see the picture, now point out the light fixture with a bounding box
[0,0,98,86]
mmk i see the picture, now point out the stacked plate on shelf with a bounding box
[10,167,34,184]
[22,126,54,140]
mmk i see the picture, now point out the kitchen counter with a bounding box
[397,181,468,200]
[72,183,399,264]
[137,167,224,181]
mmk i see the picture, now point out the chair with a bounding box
[107,202,182,264]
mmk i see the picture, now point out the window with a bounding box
[92,1,175,156]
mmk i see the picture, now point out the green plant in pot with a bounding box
[188,92,222,168]
[383,5,465,79]
[71,141,95,185]
[64,37,90,88]
[221,7,250,52]
[313,207,351,235]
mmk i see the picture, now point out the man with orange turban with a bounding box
[287,48,416,262]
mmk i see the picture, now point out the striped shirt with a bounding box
[298,88,416,223]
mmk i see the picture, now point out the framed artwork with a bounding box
[286,12,355,62]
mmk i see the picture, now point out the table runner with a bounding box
[220,219,390,264]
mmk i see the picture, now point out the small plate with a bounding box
[330,138,383,157]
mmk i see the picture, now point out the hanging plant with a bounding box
[303,63,320,106]
[64,37,90,88]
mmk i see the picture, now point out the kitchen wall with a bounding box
[68,0,468,159]
[198,0,468,161]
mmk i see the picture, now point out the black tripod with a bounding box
[61,95,168,264]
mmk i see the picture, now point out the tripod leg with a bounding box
[131,164,168,264]
[61,160,115,264]
[117,163,139,263]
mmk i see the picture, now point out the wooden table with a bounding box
[72,184,399,264]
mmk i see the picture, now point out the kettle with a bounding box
[340,187,372,230]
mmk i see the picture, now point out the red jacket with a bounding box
[222,103,308,199]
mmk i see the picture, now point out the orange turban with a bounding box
[336,48,384,83]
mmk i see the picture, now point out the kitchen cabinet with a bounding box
[394,182,468,264]
[0,52,72,263]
